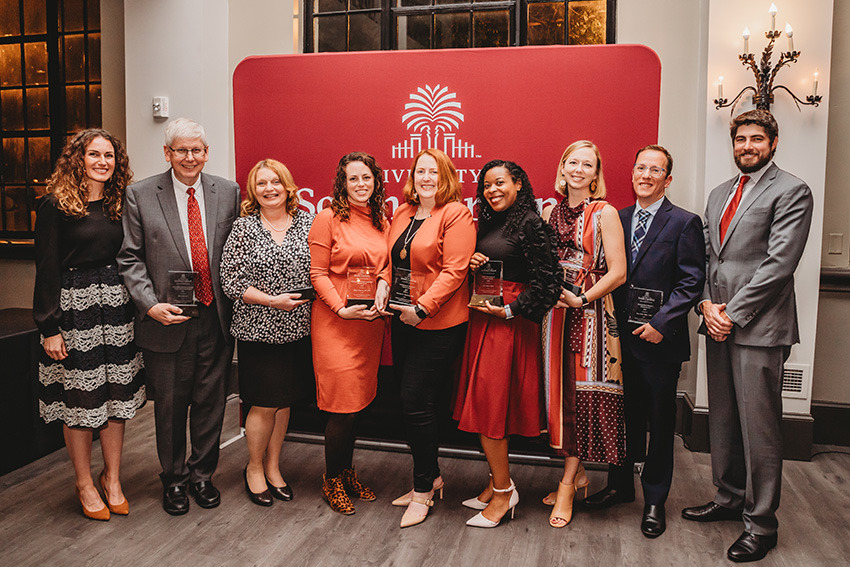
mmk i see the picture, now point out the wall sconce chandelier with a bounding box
[714,3,822,112]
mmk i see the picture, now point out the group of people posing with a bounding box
[34,109,812,564]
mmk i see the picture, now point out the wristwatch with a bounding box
[503,304,515,320]
[413,305,428,319]
[579,293,590,308]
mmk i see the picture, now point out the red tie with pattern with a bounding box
[719,175,750,243]
[186,187,213,305]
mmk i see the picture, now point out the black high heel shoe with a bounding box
[244,467,273,507]
[266,476,294,501]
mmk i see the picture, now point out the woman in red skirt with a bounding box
[453,160,561,528]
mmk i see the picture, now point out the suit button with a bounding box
[719,259,724,264]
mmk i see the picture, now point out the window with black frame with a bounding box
[305,0,613,52]
[0,0,102,244]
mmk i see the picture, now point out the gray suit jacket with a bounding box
[118,170,240,353]
[701,162,813,347]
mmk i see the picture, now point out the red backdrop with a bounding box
[233,45,661,216]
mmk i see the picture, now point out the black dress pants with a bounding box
[391,318,466,493]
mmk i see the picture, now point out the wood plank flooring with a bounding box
[1,397,848,567]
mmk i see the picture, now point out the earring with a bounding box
[559,179,567,189]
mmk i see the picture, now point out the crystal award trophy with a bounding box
[627,286,664,324]
[389,267,424,307]
[469,260,504,307]
[167,270,199,317]
[346,266,377,308]
[559,248,585,296]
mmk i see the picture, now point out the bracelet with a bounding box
[268,295,273,308]
[503,304,514,320]
[579,293,590,308]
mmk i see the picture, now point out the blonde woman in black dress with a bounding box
[221,159,314,506]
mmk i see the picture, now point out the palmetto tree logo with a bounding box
[402,85,464,148]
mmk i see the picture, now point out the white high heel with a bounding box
[465,481,519,528]
[462,473,492,510]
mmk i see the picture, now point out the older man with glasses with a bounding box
[118,117,240,515]
[583,144,705,540]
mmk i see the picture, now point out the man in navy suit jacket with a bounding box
[584,145,705,539]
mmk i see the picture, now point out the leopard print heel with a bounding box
[340,467,376,501]
[322,474,355,515]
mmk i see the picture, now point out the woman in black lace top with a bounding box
[453,160,560,528]
[33,128,144,521]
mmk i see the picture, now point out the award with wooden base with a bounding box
[469,260,504,307]
[346,266,377,307]
[168,270,199,317]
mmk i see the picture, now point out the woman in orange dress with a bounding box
[308,151,389,515]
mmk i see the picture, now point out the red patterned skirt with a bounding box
[453,281,545,439]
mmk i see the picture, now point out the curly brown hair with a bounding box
[331,152,387,231]
[240,159,300,217]
[47,128,132,221]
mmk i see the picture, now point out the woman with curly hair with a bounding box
[33,128,145,521]
[540,140,626,528]
[221,159,314,507]
[308,152,389,515]
[453,160,561,528]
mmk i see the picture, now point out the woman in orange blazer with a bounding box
[379,148,475,528]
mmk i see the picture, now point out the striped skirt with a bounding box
[38,264,146,428]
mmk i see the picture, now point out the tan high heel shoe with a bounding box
[543,463,589,505]
[549,481,577,528]
[399,492,435,528]
[99,470,129,515]
[392,477,444,507]
[76,486,110,521]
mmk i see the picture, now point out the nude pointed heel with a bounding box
[462,473,492,510]
[466,481,518,528]
[392,477,444,507]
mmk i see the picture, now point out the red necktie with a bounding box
[187,187,213,305]
[719,175,750,243]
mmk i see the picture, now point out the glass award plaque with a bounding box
[346,266,377,307]
[559,248,585,296]
[167,270,199,317]
[627,286,664,324]
[389,267,423,307]
[469,260,504,307]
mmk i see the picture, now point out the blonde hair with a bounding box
[402,148,463,206]
[554,140,606,199]
[241,159,300,217]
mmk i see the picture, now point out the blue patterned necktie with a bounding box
[631,209,651,262]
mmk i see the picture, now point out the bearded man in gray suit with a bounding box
[682,110,813,563]
[118,118,240,515]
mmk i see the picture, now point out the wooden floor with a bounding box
[2,398,848,567]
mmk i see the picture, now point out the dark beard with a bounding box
[734,152,772,174]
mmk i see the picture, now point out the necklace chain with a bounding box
[260,210,292,232]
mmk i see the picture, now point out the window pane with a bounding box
[88,84,102,126]
[87,0,100,29]
[26,87,50,130]
[349,13,381,51]
[527,2,564,45]
[3,186,30,232]
[29,137,51,183]
[473,10,508,48]
[66,85,87,131]
[0,44,22,86]
[434,12,469,49]
[63,0,85,31]
[88,32,101,81]
[314,15,346,52]
[24,0,47,34]
[397,14,430,50]
[0,0,21,37]
[568,0,606,45]
[64,34,86,83]
[397,0,430,6]
[24,41,48,85]
[2,138,26,183]
[434,0,458,4]
[315,0,346,13]
[350,0,380,9]
[1,90,24,130]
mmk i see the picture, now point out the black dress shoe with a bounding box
[727,531,777,562]
[244,468,272,507]
[189,480,221,508]
[266,476,294,501]
[681,501,742,522]
[583,487,635,510]
[641,504,666,538]
[163,485,190,516]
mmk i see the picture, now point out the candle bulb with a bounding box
[718,76,724,100]
[769,3,778,33]
[785,23,794,52]
[743,27,750,54]
[813,70,819,97]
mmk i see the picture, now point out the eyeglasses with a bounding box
[633,164,666,178]
[168,147,206,157]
